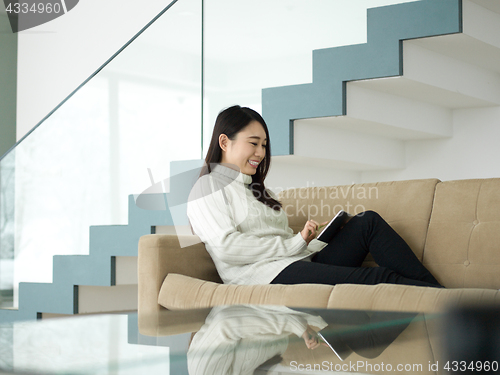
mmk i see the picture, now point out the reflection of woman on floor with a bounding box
[187,105,443,288]
[186,305,418,375]
[187,305,328,375]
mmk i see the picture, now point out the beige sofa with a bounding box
[138,178,500,335]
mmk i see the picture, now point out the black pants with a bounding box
[271,211,442,287]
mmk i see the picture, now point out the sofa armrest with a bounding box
[138,234,222,336]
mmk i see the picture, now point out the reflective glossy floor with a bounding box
[1,304,499,374]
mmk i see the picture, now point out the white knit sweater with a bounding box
[187,164,327,285]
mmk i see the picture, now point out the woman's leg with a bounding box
[312,210,442,286]
[270,259,441,287]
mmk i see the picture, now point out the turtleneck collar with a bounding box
[211,164,253,186]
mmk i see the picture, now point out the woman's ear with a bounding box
[219,134,228,152]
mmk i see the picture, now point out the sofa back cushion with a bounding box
[278,179,440,262]
[423,179,500,289]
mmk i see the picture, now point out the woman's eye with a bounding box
[250,142,266,148]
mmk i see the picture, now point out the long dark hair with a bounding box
[200,105,282,211]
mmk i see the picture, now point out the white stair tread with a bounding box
[78,285,137,314]
[115,256,138,285]
[293,121,405,170]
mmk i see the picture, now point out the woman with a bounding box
[187,105,442,288]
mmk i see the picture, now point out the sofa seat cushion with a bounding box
[159,275,500,313]
[158,274,335,310]
[328,283,500,312]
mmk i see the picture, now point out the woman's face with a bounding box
[219,120,267,175]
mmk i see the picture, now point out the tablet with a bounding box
[317,332,352,361]
[316,210,350,243]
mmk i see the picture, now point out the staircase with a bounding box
[2,0,499,322]
[263,0,500,181]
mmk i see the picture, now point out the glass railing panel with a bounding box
[203,0,421,152]
[0,0,202,309]
[0,151,15,308]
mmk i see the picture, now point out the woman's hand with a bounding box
[302,325,322,350]
[300,220,329,245]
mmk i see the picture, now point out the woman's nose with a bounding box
[255,146,265,158]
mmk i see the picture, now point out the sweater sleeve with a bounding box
[187,177,307,266]
[267,188,327,254]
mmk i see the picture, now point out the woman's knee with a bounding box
[356,210,383,224]
[358,210,379,218]
[342,210,382,232]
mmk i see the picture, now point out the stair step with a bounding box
[0,285,138,321]
[89,224,149,257]
[470,0,500,14]
[52,255,136,286]
[267,156,363,189]
[410,34,500,77]
[78,285,137,314]
[293,121,404,170]
[18,282,76,316]
[155,225,192,235]
[295,82,453,141]
[52,255,114,286]
[465,0,500,51]
[401,40,500,107]
[115,256,138,285]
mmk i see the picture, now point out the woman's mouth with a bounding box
[248,160,259,168]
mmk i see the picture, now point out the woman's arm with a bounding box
[187,177,307,266]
